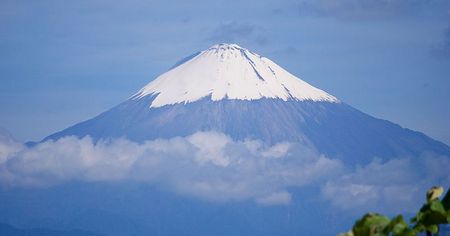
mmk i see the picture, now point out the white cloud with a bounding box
[261,142,290,158]
[0,131,448,211]
[321,155,450,213]
[187,132,232,167]
[0,132,343,205]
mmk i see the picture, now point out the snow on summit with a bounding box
[134,43,339,107]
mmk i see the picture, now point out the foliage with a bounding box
[340,186,450,236]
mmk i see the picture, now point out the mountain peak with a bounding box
[133,44,339,108]
[208,43,244,50]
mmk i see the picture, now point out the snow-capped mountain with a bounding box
[43,43,450,163]
[133,43,338,107]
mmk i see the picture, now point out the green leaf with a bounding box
[427,224,438,234]
[413,200,447,227]
[429,200,446,215]
[442,189,450,211]
[352,213,390,236]
[421,211,447,226]
[412,223,425,233]
[387,215,417,236]
[411,211,424,224]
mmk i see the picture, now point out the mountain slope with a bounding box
[43,43,450,164]
[44,96,450,164]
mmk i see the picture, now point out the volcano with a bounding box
[43,43,450,163]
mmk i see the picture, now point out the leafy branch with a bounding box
[340,186,450,236]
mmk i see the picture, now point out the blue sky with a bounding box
[0,0,449,144]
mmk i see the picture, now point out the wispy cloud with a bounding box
[431,24,450,59]
[0,127,23,164]
[208,22,268,45]
[296,0,429,21]
[256,191,292,205]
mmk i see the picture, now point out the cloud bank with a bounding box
[322,154,450,212]
[0,132,343,205]
[0,131,448,211]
